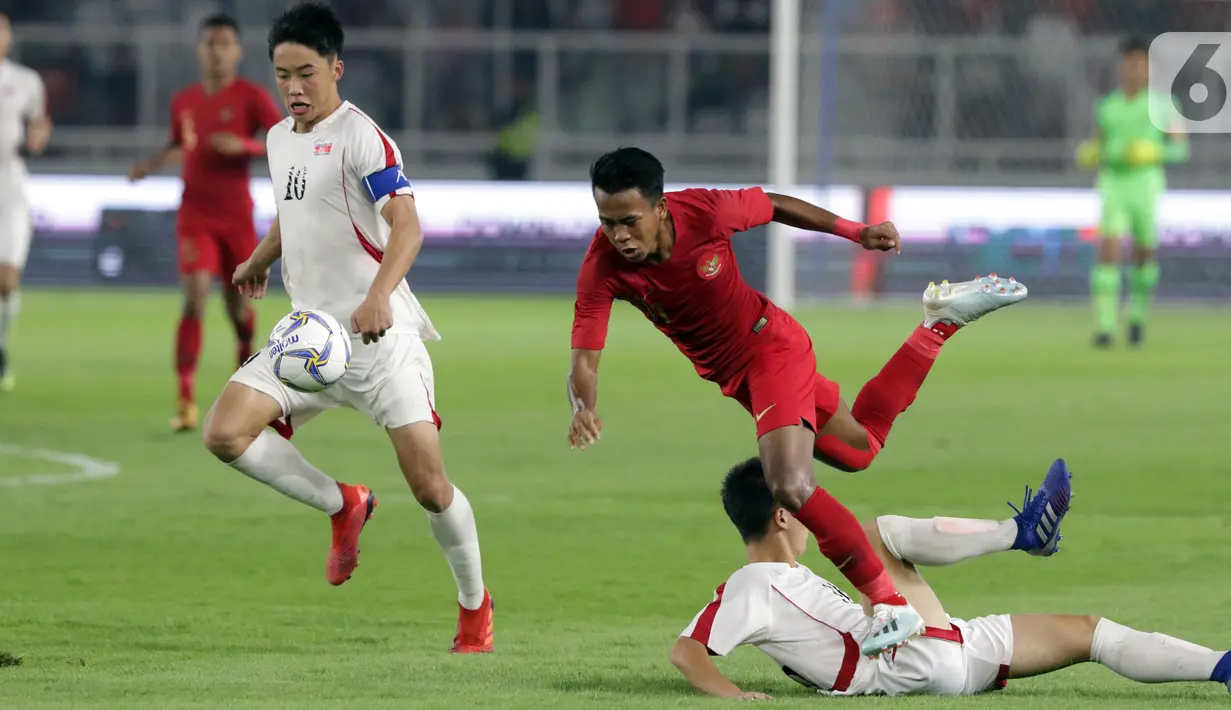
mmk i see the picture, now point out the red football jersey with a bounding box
[169,78,284,222]
[572,187,810,382]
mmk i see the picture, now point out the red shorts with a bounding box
[176,216,257,280]
[719,323,842,439]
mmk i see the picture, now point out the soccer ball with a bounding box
[267,309,352,393]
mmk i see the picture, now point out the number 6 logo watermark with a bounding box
[1149,33,1231,133]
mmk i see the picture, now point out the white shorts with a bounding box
[229,333,441,433]
[864,615,1014,696]
[0,199,31,269]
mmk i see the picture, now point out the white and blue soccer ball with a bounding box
[267,309,351,393]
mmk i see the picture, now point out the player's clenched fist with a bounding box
[232,258,269,299]
[858,221,901,254]
[351,295,393,344]
[568,410,603,451]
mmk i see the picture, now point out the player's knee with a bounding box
[763,466,816,512]
[410,473,453,513]
[201,415,251,462]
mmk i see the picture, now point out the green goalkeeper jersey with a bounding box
[1095,89,1174,186]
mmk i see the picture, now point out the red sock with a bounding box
[850,325,945,448]
[175,314,202,403]
[235,308,256,367]
[794,488,907,606]
[815,431,881,472]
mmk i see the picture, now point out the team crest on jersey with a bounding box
[313,142,333,156]
[697,252,723,279]
[219,107,233,121]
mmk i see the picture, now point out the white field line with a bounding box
[0,444,121,488]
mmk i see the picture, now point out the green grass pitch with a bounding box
[1,288,1229,709]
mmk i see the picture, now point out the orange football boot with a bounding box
[327,483,377,585]
[451,589,494,654]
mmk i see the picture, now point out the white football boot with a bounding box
[923,274,1028,334]
[861,603,926,658]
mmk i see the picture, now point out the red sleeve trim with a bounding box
[349,107,397,169]
[341,148,385,263]
[771,586,859,692]
[688,583,726,649]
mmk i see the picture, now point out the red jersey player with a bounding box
[128,14,284,432]
[568,147,1028,658]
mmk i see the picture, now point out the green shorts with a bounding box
[1098,172,1162,247]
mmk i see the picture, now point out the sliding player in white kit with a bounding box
[201,2,494,654]
[0,11,52,392]
[672,457,1231,698]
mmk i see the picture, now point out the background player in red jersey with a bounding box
[128,14,284,432]
[567,147,1027,658]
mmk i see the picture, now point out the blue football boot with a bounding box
[1008,458,1073,557]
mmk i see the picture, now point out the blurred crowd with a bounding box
[5,0,1229,178]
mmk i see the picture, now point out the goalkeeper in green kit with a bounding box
[1076,36,1189,348]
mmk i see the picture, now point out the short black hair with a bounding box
[1121,35,1150,56]
[589,147,665,201]
[721,457,781,543]
[268,2,344,61]
[201,13,240,36]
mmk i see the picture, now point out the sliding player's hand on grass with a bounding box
[568,410,602,451]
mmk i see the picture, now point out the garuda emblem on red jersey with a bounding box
[698,252,723,279]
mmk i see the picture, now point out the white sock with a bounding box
[1091,618,1224,683]
[0,290,19,349]
[229,430,344,514]
[877,515,1018,566]
[427,485,486,610]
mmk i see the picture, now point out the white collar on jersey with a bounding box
[288,99,352,135]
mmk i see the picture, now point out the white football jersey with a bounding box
[0,59,46,175]
[681,563,877,695]
[266,100,439,340]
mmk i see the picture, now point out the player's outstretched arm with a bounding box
[765,192,900,253]
[567,348,603,450]
[353,195,422,343]
[670,638,772,700]
[128,144,184,182]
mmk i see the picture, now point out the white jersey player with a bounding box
[0,11,52,392]
[672,457,1231,698]
[201,3,493,654]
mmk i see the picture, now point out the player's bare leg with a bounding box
[202,382,375,585]
[222,275,257,367]
[1008,615,1231,690]
[757,426,923,656]
[0,263,20,392]
[388,422,492,653]
[860,519,949,630]
[814,275,1028,472]
[172,270,212,431]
